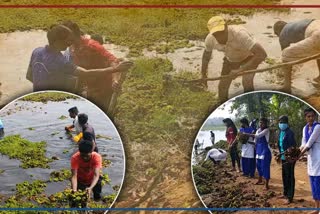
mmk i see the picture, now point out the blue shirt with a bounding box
[0,119,3,129]
[279,19,314,50]
[27,46,77,91]
[279,131,286,160]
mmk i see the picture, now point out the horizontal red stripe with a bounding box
[0,4,319,9]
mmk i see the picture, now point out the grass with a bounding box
[21,92,78,103]
[0,0,287,56]
[0,135,52,169]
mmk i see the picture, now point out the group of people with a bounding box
[203,108,320,210]
[26,20,133,112]
[201,16,320,102]
[64,106,103,203]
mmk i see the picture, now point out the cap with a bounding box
[207,16,225,34]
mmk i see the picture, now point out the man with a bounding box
[62,21,133,112]
[71,140,102,202]
[273,19,320,93]
[298,108,320,213]
[26,25,126,92]
[201,16,267,102]
[73,113,98,153]
[203,147,227,165]
[65,106,82,134]
[0,118,4,140]
[277,115,296,204]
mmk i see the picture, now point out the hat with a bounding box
[279,115,288,123]
[207,16,225,34]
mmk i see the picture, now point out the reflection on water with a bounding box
[0,99,124,197]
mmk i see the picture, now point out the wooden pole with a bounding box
[186,53,320,83]
[107,70,129,117]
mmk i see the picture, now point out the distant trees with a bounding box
[229,93,310,146]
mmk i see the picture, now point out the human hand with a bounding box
[85,187,92,196]
[112,80,121,91]
[115,61,134,72]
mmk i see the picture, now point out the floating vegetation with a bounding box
[21,92,78,103]
[0,135,52,169]
[96,134,112,140]
[27,127,35,131]
[49,169,71,182]
[101,174,111,186]
[0,0,287,56]
[16,180,47,199]
[0,169,4,174]
[58,115,68,120]
[63,149,69,154]
[102,159,111,168]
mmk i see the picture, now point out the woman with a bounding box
[242,118,271,190]
[239,118,256,178]
[223,118,241,172]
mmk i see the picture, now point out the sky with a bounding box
[209,98,237,119]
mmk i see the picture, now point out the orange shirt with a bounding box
[71,151,102,185]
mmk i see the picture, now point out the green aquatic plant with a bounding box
[27,127,35,131]
[20,92,78,103]
[0,135,52,169]
[0,0,287,56]
[16,180,47,198]
[101,174,111,186]
[49,169,72,182]
[96,134,112,140]
[58,115,68,120]
[116,58,216,144]
[102,159,111,168]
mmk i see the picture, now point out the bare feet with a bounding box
[283,199,292,205]
[277,195,287,199]
[255,181,264,185]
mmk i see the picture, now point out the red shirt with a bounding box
[71,151,102,185]
[70,37,119,91]
[226,127,236,144]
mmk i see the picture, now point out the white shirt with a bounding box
[205,25,256,62]
[204,148,227,162]
[241,143,255,158]
[301,124,320,176]
[74,115,82,134]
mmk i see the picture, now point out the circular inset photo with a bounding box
[192,91,320,210]
[0,91,125,210]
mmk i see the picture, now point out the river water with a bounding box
[0,97,125,199]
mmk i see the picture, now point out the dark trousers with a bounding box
[230,146,240,169]
[282,160,295,201]
[218,57,256,102]
[0,128,4,139]
[78,176,102,200]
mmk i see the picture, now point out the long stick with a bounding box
[187,53,320,83]
[107,70,128,117]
